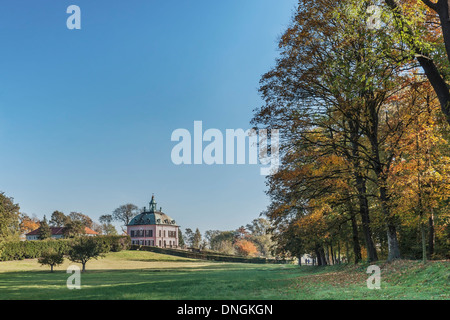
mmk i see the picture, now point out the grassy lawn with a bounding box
[0,250,448,300]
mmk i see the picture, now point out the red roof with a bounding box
[26,226,98,236]
[84,227,98,235]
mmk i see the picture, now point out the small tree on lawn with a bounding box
[68,237,107,272]
[38,249,64,273]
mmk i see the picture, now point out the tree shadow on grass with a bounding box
[0,264,289,300]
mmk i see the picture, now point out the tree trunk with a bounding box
[379,185,401,261]
[367,101,400,261]
[337,240,341,264]
[330,244,335,265]
[356,175,378,262]
[421,222,427,263]
[345,241,350,264]
[314,248,321,266]
[350,206,363,264]
[319,246,328,266]
[82,262,86,272]
[350,130,378,262]
[428,211,435,259]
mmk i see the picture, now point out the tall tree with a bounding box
[253,0,391,260]
[178,229,185,248]
[246,218,275,257]
[64,220,86,238]
[0,192,20,242]
[184,228,194,248]
[49,211,69,227]
[38,216,52,240]
[192,228,202,249]
[99,214,118,235]
[112,204,139,233]
[68,212,93,229]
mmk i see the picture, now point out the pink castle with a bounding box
[127,195,179,248]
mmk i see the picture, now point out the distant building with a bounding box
[127,195,179,248]
[26,226,98,241]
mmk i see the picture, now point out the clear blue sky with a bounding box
[0,0,297,233]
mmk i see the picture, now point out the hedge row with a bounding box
[130,245,291,264]
[0,239,71,261]
[0,235,131,261]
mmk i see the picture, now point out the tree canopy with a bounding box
[252,0,450,264]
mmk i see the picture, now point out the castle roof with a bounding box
[127,195,178,227]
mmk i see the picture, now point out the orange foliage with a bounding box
[234,239,258,257]
[20,216,40,234]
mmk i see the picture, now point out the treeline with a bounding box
[181,218,275,258]
[24,210,120,239]
[0,191,141,242]
[251,0,450,264]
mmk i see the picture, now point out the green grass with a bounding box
[0,250,448,300]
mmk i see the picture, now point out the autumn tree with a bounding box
[19,213,40,235]
[389,81,450,261]
[382,0,450,125]
[252,0,450,263]
[253,0,400,260]
[0,192,20,242]
[234,239,258,257]
[246,218,275,257]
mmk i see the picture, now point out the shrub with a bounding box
[104,235,131,252]
[0,239,71,261]
[234,239,258,257]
